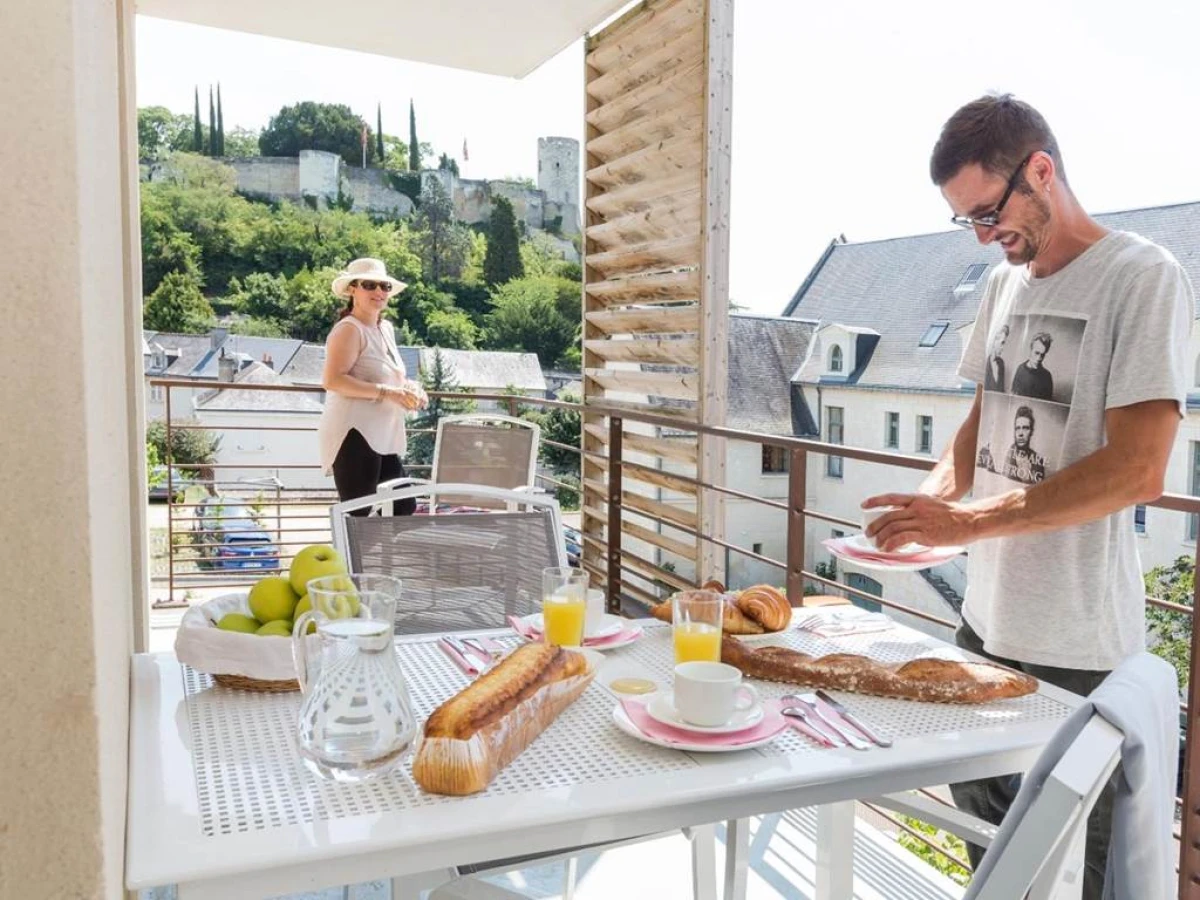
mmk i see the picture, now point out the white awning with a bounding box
[135,0,635,77]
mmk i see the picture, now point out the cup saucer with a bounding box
[645,691,765,734]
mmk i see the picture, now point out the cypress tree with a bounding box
[216,84,225,156]
[376,103,384,163]
[484,196,524,287]
[208,86,216,156]
[408,99,420,171]
[192,87,203,153]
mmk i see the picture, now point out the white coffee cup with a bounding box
[673,661,760,727]
[584,588,606,637]
[861,505,900,548]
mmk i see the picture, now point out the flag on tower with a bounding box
[462,138,469,162]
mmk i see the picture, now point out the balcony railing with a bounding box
[150,377,1200,896]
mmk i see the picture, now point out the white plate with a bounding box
[612,705,781,753]
[645,692,764,734]
[584,625,643,652]
[524,612,624,640]
[824,539,963,573]
[845,534,928,556]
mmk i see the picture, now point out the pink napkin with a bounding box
[508,615,642,648]
[437,637,481,676]
[823,537,958,567]
[620,698,787,747]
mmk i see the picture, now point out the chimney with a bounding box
[209,326,228,350]
[261,352,274,370]
[217,347,236,383]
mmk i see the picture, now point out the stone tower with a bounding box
[537,136,580,236]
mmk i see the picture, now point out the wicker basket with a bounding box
[175,593,311,693]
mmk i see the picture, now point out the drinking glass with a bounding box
[542,567,588,647]
[673,590,723,663]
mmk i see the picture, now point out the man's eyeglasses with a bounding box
[950,150,1044,230]
[353,279,393,293]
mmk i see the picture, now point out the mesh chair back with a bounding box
[433,422,537,507]
[344,508,560,634]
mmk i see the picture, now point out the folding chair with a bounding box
[330,483,563,633]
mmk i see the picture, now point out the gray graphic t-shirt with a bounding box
[958,231,1193,670]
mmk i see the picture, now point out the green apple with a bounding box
[216,613,261,634]
[255,619,293,637]
[293,594,316,634]
[248,575,300,624]
[289,544,348,596]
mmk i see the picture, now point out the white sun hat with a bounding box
[330,257,408,298]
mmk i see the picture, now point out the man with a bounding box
[863,94,1193,898]
[1003,405,1045,484]
[983,323,1008,392]
[1011,331,1055,399]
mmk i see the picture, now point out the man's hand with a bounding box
[861,493,978,552]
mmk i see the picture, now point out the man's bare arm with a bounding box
[917,386,982,502]
[866,399,1179,551]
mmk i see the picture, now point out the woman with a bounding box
[319,258,427,516]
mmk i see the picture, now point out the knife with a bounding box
[814,689,893,747]
[792,693,871,751]
[447,636,491,669]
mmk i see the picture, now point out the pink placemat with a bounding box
[620,698,787,747]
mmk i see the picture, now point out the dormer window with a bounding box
[152,350,167,369]
[919,322,949,348]
[829,345,843,372]
[954,263,989,294]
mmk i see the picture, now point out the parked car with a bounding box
[193,496,281,571]
[147,466,197,502]
[563,525,582,567]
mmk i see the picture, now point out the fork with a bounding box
[784,694,871,750]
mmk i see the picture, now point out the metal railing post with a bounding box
[787,447,807,606]
[606,416,623,614]
[165,386,175,606]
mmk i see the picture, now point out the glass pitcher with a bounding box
[292,573,416,782]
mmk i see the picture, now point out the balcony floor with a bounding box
[137,807,965,899]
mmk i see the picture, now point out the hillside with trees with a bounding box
[138,102,582,368]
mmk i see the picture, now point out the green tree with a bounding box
[376,103,385,162]
[192,87,203,153]
[538,393,581,472]
[408,349,475,467]
[259,102,374,167]
[897,816,971,887]
[226,272,290,320]
[144,272,214,332]
[138,106,180,159]
[285,266,344,342]
[408,99,420,171]
[412,178,470,281]
[424,309,479,350]
[437,153,460,176]
[223,126,260,157]
[146,421,221,468]
[215,84,225,156]
[485,276,581,367]
[208,86,216,156]
[1145,556,1194,689]
[227,316,287,337]
[484,196,524,287]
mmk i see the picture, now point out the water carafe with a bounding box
[292,573,415,782]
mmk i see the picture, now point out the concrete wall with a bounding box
[343,167,414,217]
[2,0,141,896]
[228,156,301,200]
[195,410,330,490]
[299,148,340,204]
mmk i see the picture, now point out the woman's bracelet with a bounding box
[375,383,387,402]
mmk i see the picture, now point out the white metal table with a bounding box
[126,618,1078,900]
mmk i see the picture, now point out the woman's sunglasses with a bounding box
[353,279,393,293]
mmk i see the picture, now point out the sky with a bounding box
[136,0,1200,315]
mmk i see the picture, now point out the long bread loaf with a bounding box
[413,643,594,795]
[721,636,1037,704]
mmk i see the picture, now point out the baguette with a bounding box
[412,643,594,795]
[721,636,1037,704]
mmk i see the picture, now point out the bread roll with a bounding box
[721,636,1037,704]
[734,585,791,632]
[651,590,765,635]
[413,643,594,794]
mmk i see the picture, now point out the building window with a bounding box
[832,529,845,540]
[149,385,164,403]
[752,542,763,556]
[954,263,989,293]
[761,445,789,474]
[884,411,899,449]
[917,415,933,454]
[918,322,949,347]
[829,345,843,373]
[846,572,883,613]
[1190,442,1200,540]
[826,406,844,478]
[1134,505,1147,535]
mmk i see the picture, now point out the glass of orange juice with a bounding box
[542,567,588,647]
[673,590,723,664]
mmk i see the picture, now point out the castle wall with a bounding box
[227,156,301,200]
[342,168,414,217]
[537,136,580,234]
[298,149,339,204]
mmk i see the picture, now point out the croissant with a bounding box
[734,584,791,632]
[721,637,1037,704]
[650,590,765,635]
